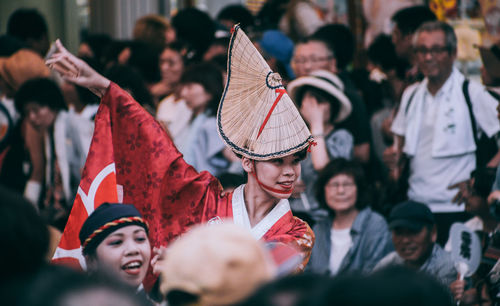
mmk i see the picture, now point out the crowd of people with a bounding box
[2,1,500,305]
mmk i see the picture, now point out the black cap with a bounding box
[388,200,434,231]
[79,203,148,255]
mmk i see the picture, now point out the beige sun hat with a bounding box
[217,25,313,161]
[158,223,276,305]
[287,70,352,123]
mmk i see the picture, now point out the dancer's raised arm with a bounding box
[46,39,110,98]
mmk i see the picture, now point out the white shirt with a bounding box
[329,227,352,275]
[392,68,500,212]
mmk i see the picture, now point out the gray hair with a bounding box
[413,21,457,52]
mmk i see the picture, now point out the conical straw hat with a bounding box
[217,25,312,160]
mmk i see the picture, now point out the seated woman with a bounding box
[79,202,151,289]
[175,61,240,176]
[286,70,353,213]
[14,77,94,230]
[155,42,192,139]
[47,25,315,268]
[307,158,393,275]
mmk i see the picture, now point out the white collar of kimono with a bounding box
[231,184,290,240]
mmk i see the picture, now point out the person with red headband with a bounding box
[47,25,315,268]
[79,203,151,290]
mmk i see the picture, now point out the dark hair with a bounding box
[0,185,49,280]
[391,5,437,36]
[414,21,457,53]
[308,266,453,306]
[105,64,154,110]
[133,14,171,52]
[315,158,367,213]
[180,61,223,116]
[368,34,398,72]
[295,85,340,124]
[312,24,355,71]
[217,5,255,31]
[127,41,161,83]
[166,290,200,306]
[471,167,496,198]
[172,8,216,62]
[75,56,101,105]
[17,265,151,306]
[0,34,26,57]
[217,172,245,190]
[79,32,112,71]
[7,8,48,41]
[15,78,67,114]
[255,0,288,31]
[238,273,332,306]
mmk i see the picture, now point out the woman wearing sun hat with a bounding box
[286,69,353,213]
[47,25,315,267]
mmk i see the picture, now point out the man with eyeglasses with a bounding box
[385,21,500,245]
[291,36,371,164]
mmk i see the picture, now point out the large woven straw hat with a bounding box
[287,70,352,123]
[217,25,312,161]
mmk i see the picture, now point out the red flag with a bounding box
[53,83,221,289]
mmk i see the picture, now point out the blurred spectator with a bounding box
[309,266,453,306]
[133,14,175,53]
[287,70,353,212]
[390,5,436,85]
[307,159,393,275]
[0,49,51,197]
[256,30,295,83]
[217,4,255,32]
[292,37,371,164]
[175,61,239,176]
[279,0,325,42]
[157,223,277,306]
[18,265,150,306]
[444,167,498,251]
[375,201,457,287]
[171,8,216,63]
[238,273,331,306]
[105,65,155,115]
[15,78,93,230]
[0,185,49,281]
[0,34,26,57]
[311,24,354,75]
[365,35,402,180]
[362,0,423,48]
[122,41,161,86]
[154,42,192,140]
[7,8,50,56]
[385,21,500,244]
[78,33,112,73]
[203,36,230,64]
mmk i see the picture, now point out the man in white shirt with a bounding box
[385,21,500,244]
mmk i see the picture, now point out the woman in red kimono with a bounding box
[47,25,315,269]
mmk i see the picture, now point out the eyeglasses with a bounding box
[326,181,356,190]
[292,55,333,65]
[414,46,450,57]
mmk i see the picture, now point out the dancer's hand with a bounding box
[46,39,110,97]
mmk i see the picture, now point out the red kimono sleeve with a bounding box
[101,83,231,247]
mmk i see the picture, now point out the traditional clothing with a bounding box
[102,83,314,268]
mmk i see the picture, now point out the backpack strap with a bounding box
[404,85,420,115]
[462,79,479,147]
